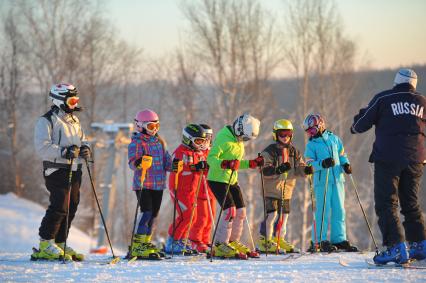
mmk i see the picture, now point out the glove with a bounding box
[221,160,240,171]
[343,163,352,174]
[304,165,314,175]
[249,156,264,169]
[321,157,335,168]
[134,157,142,169]
[276,162,291,174]
[79,145,91,160]
[172,158,181,173]
[62,145,79,159]
[190,161,209,171]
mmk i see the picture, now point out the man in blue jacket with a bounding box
[351,68,426,264]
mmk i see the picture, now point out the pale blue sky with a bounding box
[106,0,426,71]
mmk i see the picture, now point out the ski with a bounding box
[366,259,426,269]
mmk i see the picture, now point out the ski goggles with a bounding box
[65,96,79,109]
[305,126,319,136]
[143,121,160,131]
[192,137,207,146]
[277,130,293,138]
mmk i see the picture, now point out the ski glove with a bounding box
[343,163,352,174]
[79,145,91,160]
[190,161,209,171]
[304,165,314,175]
[221,160,240,171]
[249,156,264,169]
[276,162,291,174]
[321,157,335,168]
[172,158,181,173]
[62,145,79,159]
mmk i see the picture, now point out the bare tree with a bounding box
[0,10,24,196]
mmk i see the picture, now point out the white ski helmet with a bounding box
[232,113,260,141]
[394,68,417,89]
[49,83,79,113]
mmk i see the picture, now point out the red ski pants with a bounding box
[190,197,216,244]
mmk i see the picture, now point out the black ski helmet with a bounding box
[182,124,207,150]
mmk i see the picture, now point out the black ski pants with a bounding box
[39,168,82,243]
[208,181,245,210]
[374,161,426,247]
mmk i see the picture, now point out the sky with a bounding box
[106,0,426,71]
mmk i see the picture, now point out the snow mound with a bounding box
[0,193,92,253]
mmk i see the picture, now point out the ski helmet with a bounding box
[182,124,207,150]
[232,113,260,141]
[272,119,293,141]
[303,114,325,137]
[199,123,213,150]
[49,83,79,113]
[394,68,417,89]
[134,109,160,135]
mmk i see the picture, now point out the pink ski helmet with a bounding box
[134,109,160,134]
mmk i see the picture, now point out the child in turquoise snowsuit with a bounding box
[303,114,357,252]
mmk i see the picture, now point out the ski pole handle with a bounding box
[174,160,184,191]
[140,155,153,185]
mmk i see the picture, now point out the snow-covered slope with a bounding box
[1,193,426,282]
[0,193,92,253]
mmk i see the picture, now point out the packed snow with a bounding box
[1,193,425,282]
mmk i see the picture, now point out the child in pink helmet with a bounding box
[127,108,174,259]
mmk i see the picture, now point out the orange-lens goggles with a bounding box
[193,138,206,145]
[277,130,293,138]
[145,122,160,131]
[66,96,79,108]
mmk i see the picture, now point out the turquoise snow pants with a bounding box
[312,179,347,244]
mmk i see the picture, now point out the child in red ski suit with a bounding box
[165,124,209,254]
[189,124,216,253]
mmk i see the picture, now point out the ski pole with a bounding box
[85,159,120,263]
[171,160,184,257]
[308,174,319,251]
[128,155,153,260]
[258,153,268,257]
[349,174,379,255]
[276,172,287,255]
[245,215,256,252]
[203,175,216,231]
[63,157,74,264]
[319,168,330,252]
[182,169,204,255]
[209,170,235,262]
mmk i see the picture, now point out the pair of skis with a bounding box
[339,257,426,269]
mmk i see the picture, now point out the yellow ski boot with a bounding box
[31,239,72,261]
[229,240,260,258]
[274,237,300,253]
[212,242,247,259]
[56,242,85,261]
[131,234,161,260]
[256,235,281,253]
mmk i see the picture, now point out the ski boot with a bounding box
[256,235,281,253]
[409,240,426,260]
[319,241,338,253]
[131,234,161,260]
[229,240,260,258]
[333,240,358,252]
[182,239,199,255]
[211,242,247,259]
[191,240,209,253]
[56,242,85,261]
[307,241,320,253]
[31,239,72,261]
[274,236,300,253]
[164,236,192,255]
[141,234,166,258]
[373,242,409,265]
